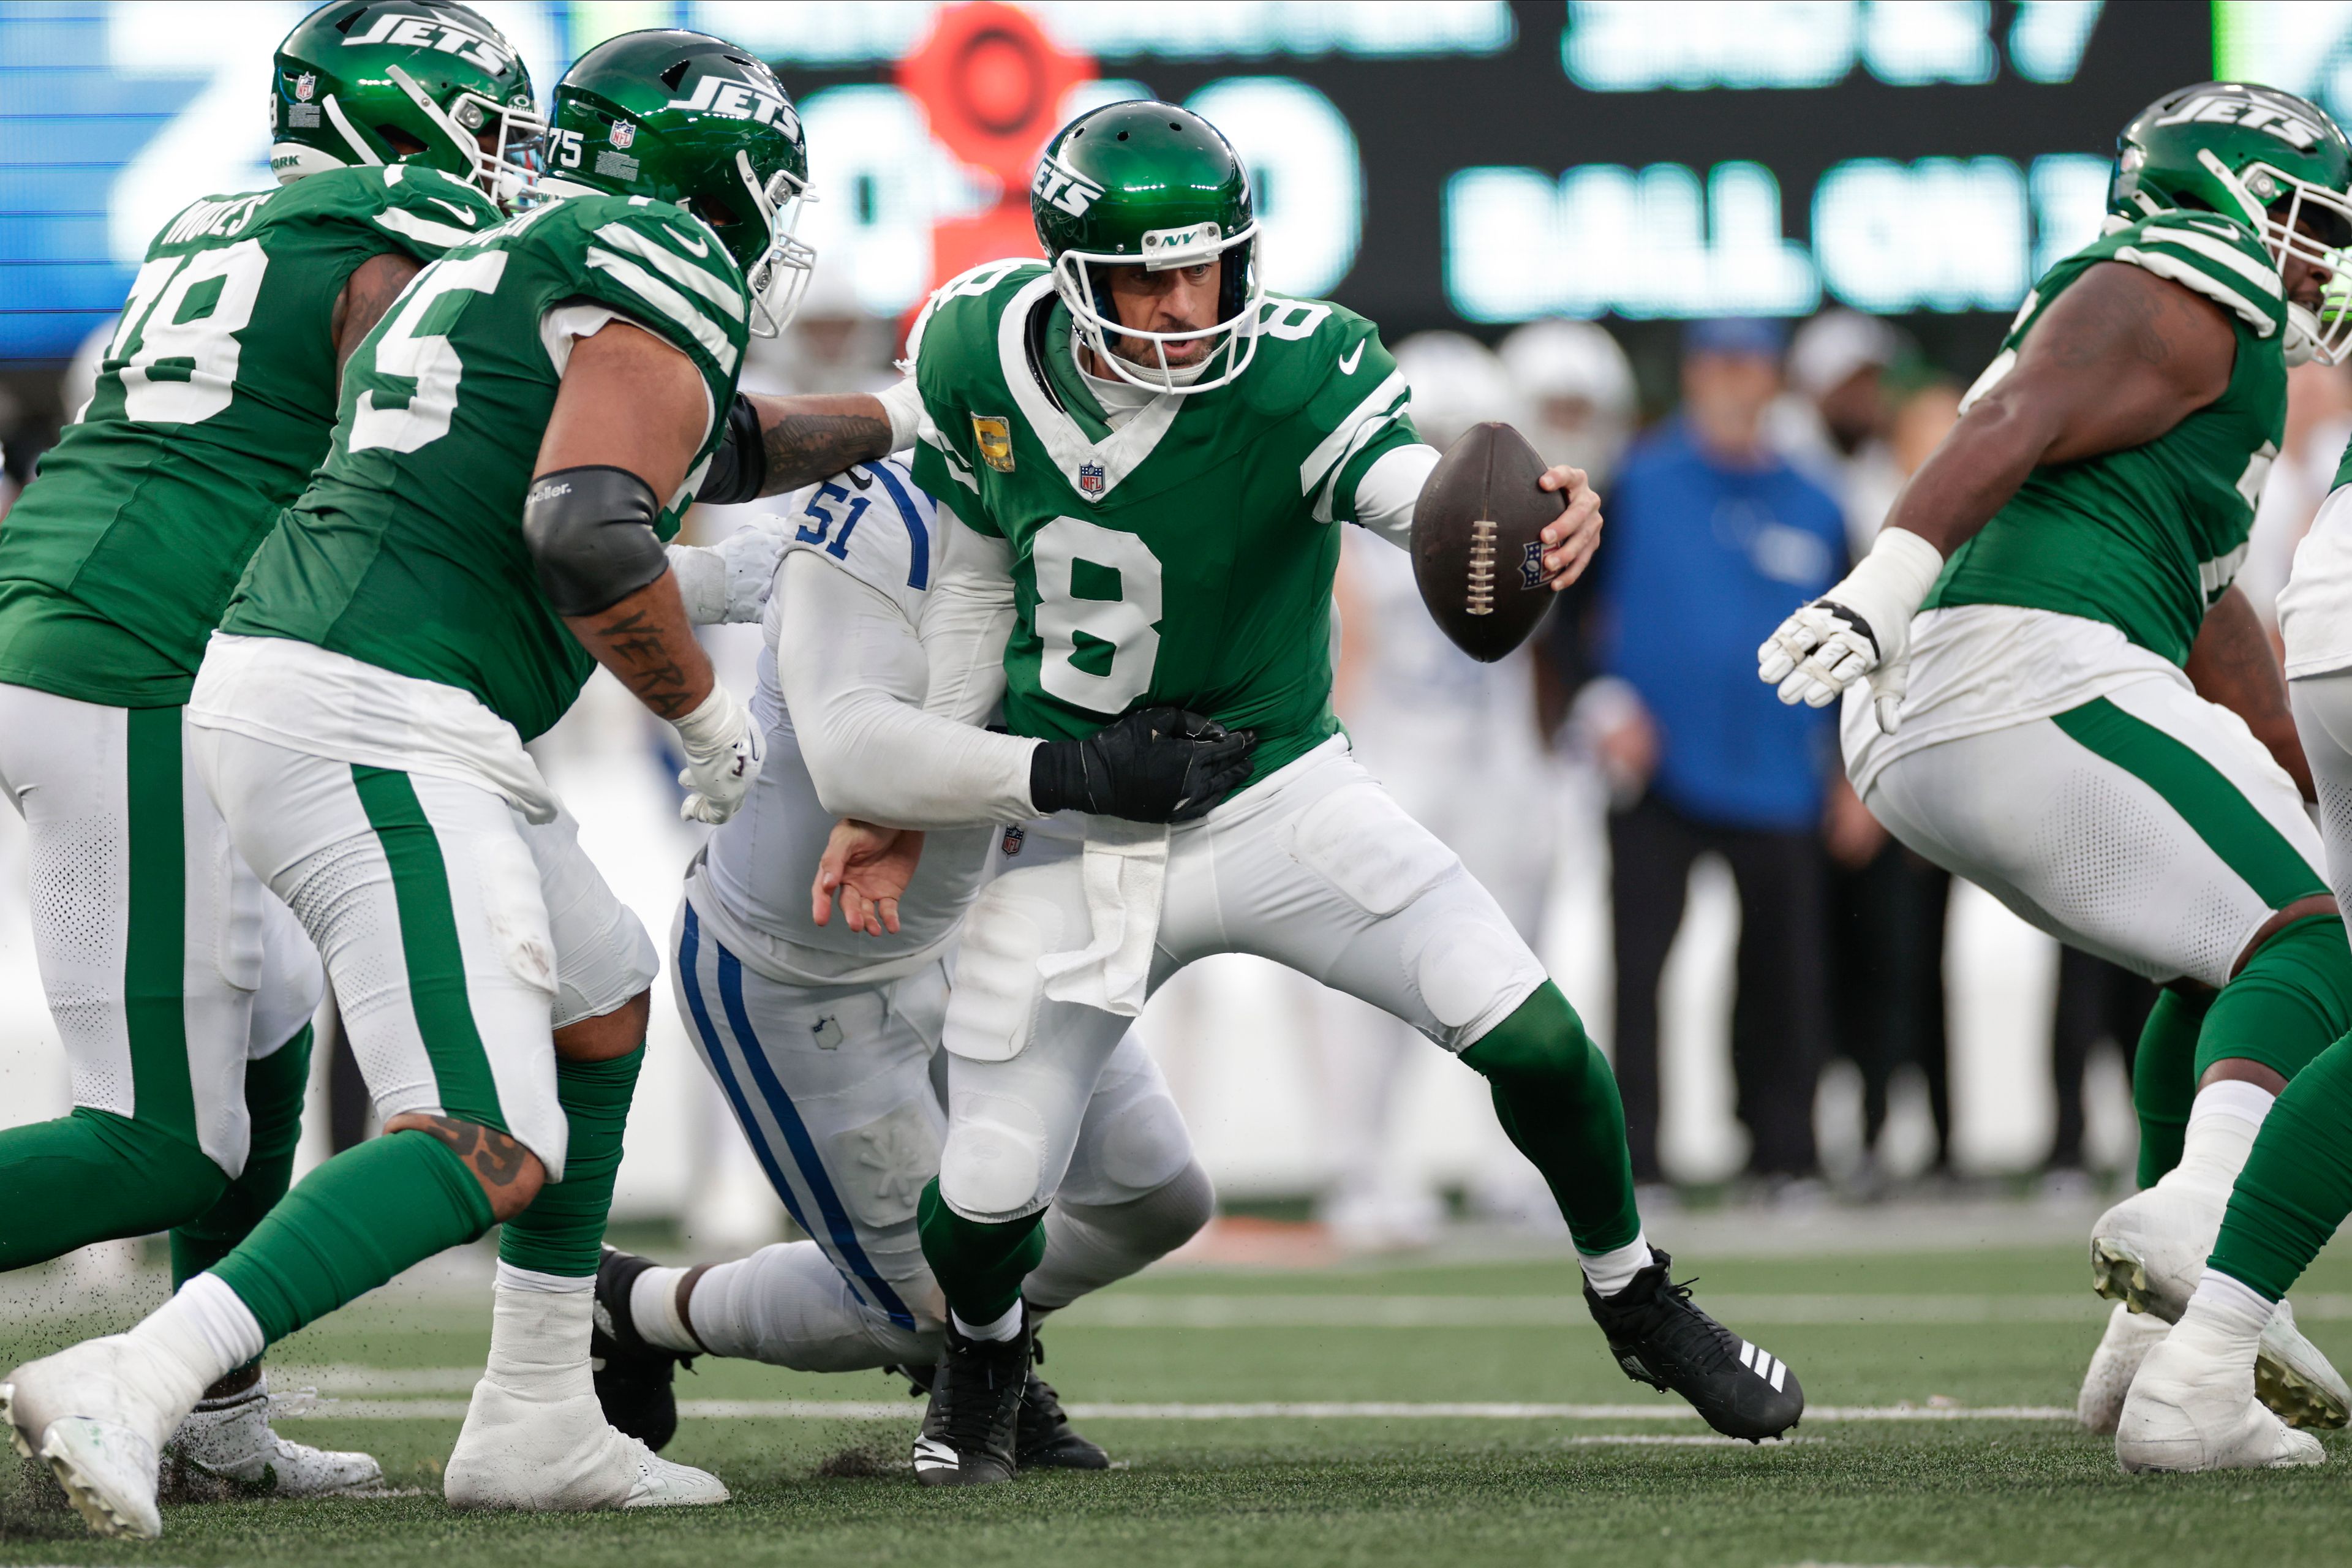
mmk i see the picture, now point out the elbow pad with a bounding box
[695,392,767,506]
[522,465,671,616]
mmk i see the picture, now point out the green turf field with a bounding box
[7,1234,2352,1567]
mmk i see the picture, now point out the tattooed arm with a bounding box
[2189,586,2314,801]
[741,391,897,496]
[1876,261,2237,559]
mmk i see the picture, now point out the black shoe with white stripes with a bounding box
[590,1245,695,1452]
[894,1332,1110,1472]
[912,1314,1030,1487]
[1583,1248,1804,1441]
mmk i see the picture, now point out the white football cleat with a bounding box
[2,1334,206,1539]
[443,1374,728,1510]
[2091,1185,2350,1429]
[162,1375,383,1499]
[2079,1302,2169,1435]
[2117,1319,2326,1472]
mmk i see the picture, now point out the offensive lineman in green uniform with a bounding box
[1758,83,2352,1468]
[0,29,829,1537]
[790,101,1807,1485]
[0,0,551,1501]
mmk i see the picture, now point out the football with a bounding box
[1409,421,1566,663]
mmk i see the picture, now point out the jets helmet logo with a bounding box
[973,415,1016,473]
[1033,154,1102,219]
[342,9,516,77]
[665,70,802,140]
[2152,91,2325,153]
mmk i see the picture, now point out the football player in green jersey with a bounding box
[0,28,858,1537]
[1758,82,2352,1466]
[0,0,574,1506]
[742,100,1801,1485]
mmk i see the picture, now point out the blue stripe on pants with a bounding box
[677,902,917,1331]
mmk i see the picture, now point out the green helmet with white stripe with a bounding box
[2109,81,2352,363]
[270,0,544,210]
[540,29,812,338]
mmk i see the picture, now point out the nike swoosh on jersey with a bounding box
[1337,341,1365,375]
[424,197,480,226]
[666,227,710,258]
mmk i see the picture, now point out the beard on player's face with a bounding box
[1104,260,1223,367]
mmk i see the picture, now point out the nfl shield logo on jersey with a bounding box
[611,119,636,149]
[1079,462,1106,497]
[1001,824,1026,857]
[973,415,1016,473]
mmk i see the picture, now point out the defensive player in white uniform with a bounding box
[589,459,1225,1469]
[1758,83,2352,1463]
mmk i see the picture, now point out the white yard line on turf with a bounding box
[279,1395,2075,1423]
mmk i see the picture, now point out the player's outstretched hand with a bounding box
[1536,464,1603,590]
[667,515,793,627]
[1031,706,1257,824]
[813,818,926,937]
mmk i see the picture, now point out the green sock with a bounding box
[0,1107,225,1272]
[211,1128,495,1342]
[1460,982,1641,1256]
[2196,916,2352,1083]
[918,1179,1044,1324]
[173,1025,313,1288]
[2134,984,2206,1188]
[2206,1027,2352,1300]
[498,1046,643,1278]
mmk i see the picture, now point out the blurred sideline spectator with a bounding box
[2047,948,2154,1188]
[1319,331,1559,1247]
[1498,318,1639,488]
[1554,318,1845,1194]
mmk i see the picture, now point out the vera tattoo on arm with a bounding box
[753,394,893,494]
[401,1115,534,1189]
[584,605,699,719]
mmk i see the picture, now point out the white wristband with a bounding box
[878,377,925,454]
[1842,527,1946,625]
[670,682,744,758]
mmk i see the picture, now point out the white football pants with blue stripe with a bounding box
[670,891,1212,1371]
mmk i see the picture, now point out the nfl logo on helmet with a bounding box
[1079,461,1106,497]
[611,119,636,149]
[295,71,316,102]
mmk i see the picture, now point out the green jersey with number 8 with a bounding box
[221,190,748,742]
[907,259,1422,783]
[0,164,500,707]
[1924,211,2289,666]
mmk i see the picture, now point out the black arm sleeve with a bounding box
[522,466,671,616]
[694,392,768,506]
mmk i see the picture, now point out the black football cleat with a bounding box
[1583,1248,1804,1442]
[1015,1337,1109,1470]
[911,1314,1030,1487]
[590,1245,695,1451]
[894,1332,1109,1471]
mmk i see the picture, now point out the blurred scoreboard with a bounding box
[1,1,2340,371]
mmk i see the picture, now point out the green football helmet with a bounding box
[1031,101,1262,394]
[2109,81,2352,363]
[541,30,813,338]
[270,1,543,209]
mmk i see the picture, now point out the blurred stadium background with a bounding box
[1,0,2348,1262]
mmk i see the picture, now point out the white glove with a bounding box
[672,683,764,825]
[1756,527,1945,736]
[666,518,791,627]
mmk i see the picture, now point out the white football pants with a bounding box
[672,888,1209,1369]
[937,736,1550,1223]
[0,685,322,1177]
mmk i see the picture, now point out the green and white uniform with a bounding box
[1846,211,2326,987]
[0,165,492,1184]
[188,190,748,1173]
[900,263,1551,1223]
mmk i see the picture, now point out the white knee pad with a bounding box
[941,870,1075,1064]
[249,892,325,1058]
[938,1091,1054,1221]
[1063,1037,1196,1205]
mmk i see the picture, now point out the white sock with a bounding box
[2189,1268,2277,1329]
[678,1243,936,1370]
[2171,1269,2275,1373]
[1578,1234,1655,1298]
[2165,1082,2275,1195]
[133,1274,265,1392]
[951,1300,1024,1343]
[483,1268,594,1394]
[630,1265,703,1355]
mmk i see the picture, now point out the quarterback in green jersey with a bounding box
[0,28,825,1537]
[1760,82,2352,1466]
[782,101,1804,1485]
[0,0,570,1509]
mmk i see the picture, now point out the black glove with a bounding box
[1029,706,1257,823]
